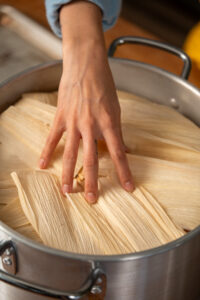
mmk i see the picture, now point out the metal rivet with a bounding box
[96,277,103,284]
[170,98,179,109]
[5,247,13,256]
[3,257,12,265]
[91,286,102,295]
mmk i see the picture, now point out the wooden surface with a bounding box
[1,0,200,88]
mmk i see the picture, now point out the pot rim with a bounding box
[0,59,200,262]
[1,221,199,262]
[0,59,199,96]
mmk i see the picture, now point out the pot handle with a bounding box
[108,36,191,79]
[0,240,106,299]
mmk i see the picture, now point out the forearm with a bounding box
[59,1,109,87]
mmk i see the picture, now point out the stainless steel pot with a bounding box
[0,37,200,300]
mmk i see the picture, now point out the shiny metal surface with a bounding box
[0,264,105,299]
[108,36,192,79]
[0,56,200,300]
[0,240,17,275]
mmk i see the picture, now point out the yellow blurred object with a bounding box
[184,22,200,69]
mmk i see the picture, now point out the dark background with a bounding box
[122,0,200,47]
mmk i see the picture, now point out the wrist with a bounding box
[62,36,106,56]
[62,38,108,73]
[60,1,103,42]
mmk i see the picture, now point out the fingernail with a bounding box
[63,184,71,194]
[124,181,134,192]
[86,192,97,204]
[39,158,45,169]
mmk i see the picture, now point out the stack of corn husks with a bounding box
[0,90,200,255]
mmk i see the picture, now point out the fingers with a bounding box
[103,127,134,192]
[62,128,80,194]
[39,126,63,169]
[82,131,98,204]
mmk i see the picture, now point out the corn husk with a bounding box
[11,170,91,253]
[118,91,200,151]
[0,176,18,204]
[0,119,35,175]
[0,105,83,179]
[17,224,42,243]
[0,187,17,204]
[22,91,58,106]
[0,198,29,228]
[11,170,125,254]
[11,170,184,254]
[15,98,56,124]
[0,90,199,255]
[121,123,200,164]
[118,90,199,130]
[97,153,200,230]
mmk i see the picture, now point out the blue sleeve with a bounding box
[45,0,122,37]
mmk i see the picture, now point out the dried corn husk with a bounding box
[0,106,54,154]
[11,170,126,254]
[11,170,93,253]
[0,120,35,176]
[0,124,35,204]
[118,91,200,151]
[118,91,198,129]
[17,224,42,243]
[11,170,184,254]
[22,91,58,106]
[0,187,17,204]
[15,98,56,124]
[121,123,200,164]
[0,90,199,255]
[98,153,200,230]
[0,198,29,228]
[0,105,83,179]
[94,177,184,251]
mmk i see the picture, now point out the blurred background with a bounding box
[122,0,200,47]
[0,0,200,87]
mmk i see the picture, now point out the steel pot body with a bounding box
[0,38,200,300]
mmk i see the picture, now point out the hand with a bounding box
[39,1,134,203]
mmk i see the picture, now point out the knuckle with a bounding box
[63,149,77,162]
[80,113,95,128]
[62,174,72,184]
[102,118,113,131]
[100,112,117,131]
[112,148,125,161]
[54,112,63,125]
[62,165,74,183]
[86,117,95,128]
[84,156,97,168]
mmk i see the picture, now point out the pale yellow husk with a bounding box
[22,91,58,106]
[11,170,184,254]
[0,90,199,255]
[98,153,200,230]
[0,198,29,228]
[118,91,200,151]
[0,104,83,180]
